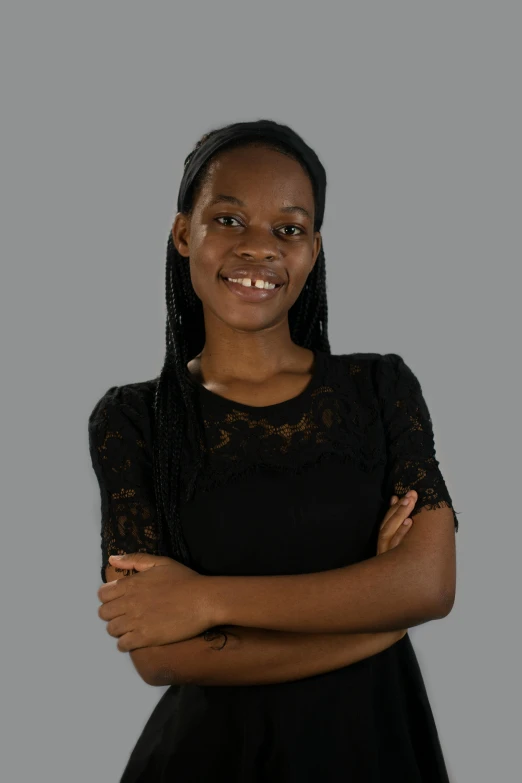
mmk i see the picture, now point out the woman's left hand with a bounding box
[97,553,214,652]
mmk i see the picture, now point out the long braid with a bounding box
[151,124,331,646]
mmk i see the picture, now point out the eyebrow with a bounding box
[208,194,312,220]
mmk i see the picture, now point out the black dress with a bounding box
[88,350,459,782]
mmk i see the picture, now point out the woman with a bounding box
[89,119,459,782]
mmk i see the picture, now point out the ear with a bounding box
[172,212,191,258]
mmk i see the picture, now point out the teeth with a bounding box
[226,277,277,290]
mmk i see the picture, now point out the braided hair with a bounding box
[152,120,331,593]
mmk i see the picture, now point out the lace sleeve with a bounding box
[376,353,459,532]
[88,383,161,582]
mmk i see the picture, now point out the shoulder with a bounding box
[326,351,421,404]
[327,351,401,369]
[88,377,158,434]
[326,351,411,383]
[338,351,416,382]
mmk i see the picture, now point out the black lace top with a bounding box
[88,350,458,782]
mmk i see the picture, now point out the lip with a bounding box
[220,276,284,302]
[221,266,285,286]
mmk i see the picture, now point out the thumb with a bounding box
[109,552,166,571]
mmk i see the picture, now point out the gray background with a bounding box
[1,2,519,781]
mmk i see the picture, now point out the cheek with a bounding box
[190,227,229,269]
[188,236,228,301]
[287,245,315,283]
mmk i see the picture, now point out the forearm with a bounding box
[136,625,405,687]
[210,546,447,635]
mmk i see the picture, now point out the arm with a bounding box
[209,504,456,635]
[103,564,402,687]
[132,624,406,687]
[129,499,416,686]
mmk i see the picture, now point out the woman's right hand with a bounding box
[377,490,418,642]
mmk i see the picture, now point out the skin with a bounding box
[172,144,323,404]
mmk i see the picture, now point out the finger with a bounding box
[379,503,417,551]
[389,518,413,548]
[98,597,127,622]
[380,494,415,531]
[377,507,411,554]
[379,519,411,554]
[109,553,145,568]
[390,490,418,506]
[106,615,131,639]
[109,552,169,572]
[117,630,145,653]
[97,579,124,603]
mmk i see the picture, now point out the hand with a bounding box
[97,553,213,652]
[376,490,418,556]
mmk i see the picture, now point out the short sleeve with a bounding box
[376,353,459,532]
[88,383,161,582]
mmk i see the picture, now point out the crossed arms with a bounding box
[121,504,455,686]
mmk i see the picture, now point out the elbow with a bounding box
[129,652,158,686]
[130,642,201,687]
[129,649,181,687]
[417,556,456,619]
[438,584,456,617]
[434,562,457,618]
[140,670,159,687]
[136,664,183,687]
[412,573,455,621]
[148,666,187,687]
[429,583,456,619]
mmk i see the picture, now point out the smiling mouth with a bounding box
[220,276,284,301]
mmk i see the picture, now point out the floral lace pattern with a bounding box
[374,353,459,529]
[88,383,161,582]
[182,359,389,498]
[88,352,459,581]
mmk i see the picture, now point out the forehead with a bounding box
[200,145,314,205]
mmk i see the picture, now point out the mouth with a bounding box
[220,276,284,302]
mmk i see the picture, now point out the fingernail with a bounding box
[401,498,410,505]
[110,555,124,560]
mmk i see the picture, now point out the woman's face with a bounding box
[172,144,322,334]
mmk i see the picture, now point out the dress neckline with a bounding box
[185,349,326,412]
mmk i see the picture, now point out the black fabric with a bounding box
[88,350,457,782]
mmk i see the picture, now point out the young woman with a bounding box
[89,119,459,782]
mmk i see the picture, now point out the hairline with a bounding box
[184,140,315,218]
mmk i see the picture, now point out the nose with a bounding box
[235,226,279,261]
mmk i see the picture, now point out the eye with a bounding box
[278,225,304,237]
[215,216,242,227]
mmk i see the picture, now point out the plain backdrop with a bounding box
[1,2,520,781]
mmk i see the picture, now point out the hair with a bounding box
[151,120,330,645]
